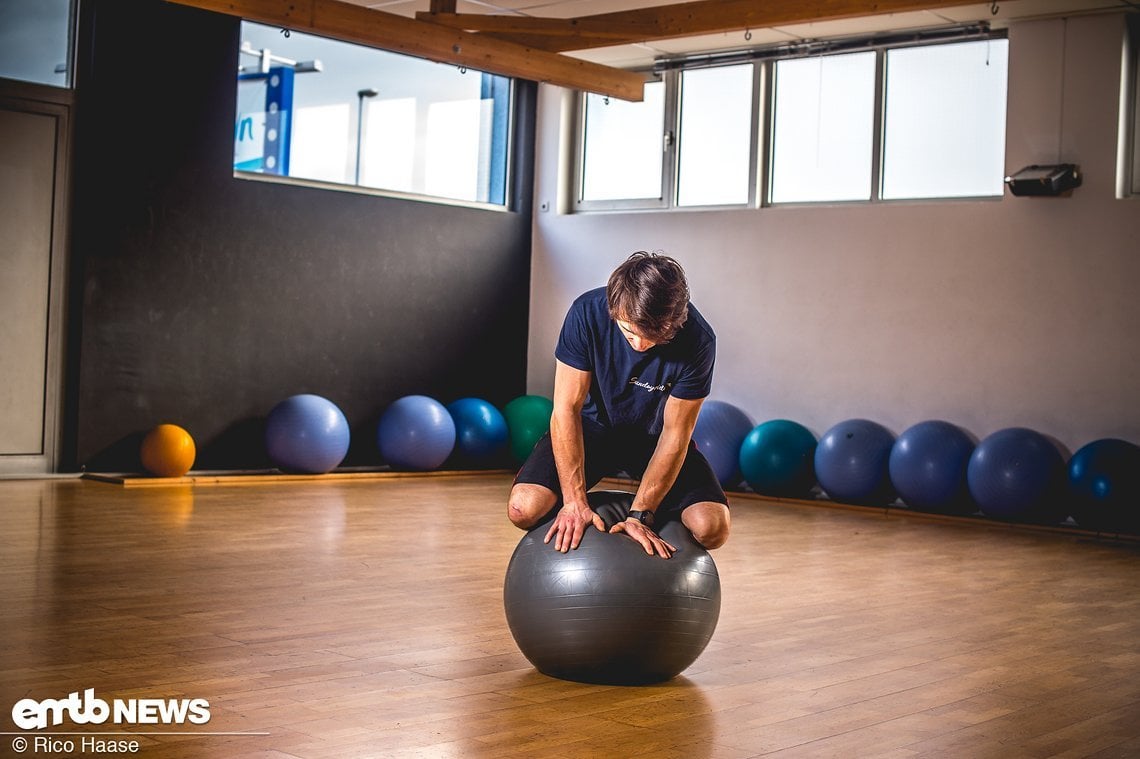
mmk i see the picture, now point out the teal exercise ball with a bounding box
[739,419,817,498]
[503,395,554,464]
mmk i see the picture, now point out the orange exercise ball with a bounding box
[140,423,197,478]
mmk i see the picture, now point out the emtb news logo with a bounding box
[11,689,210,730]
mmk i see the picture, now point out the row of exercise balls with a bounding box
[380,394,554,469]
[261,393,555,475]
[692,400,1139,532]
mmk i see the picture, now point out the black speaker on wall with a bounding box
[1004,164,1082,197]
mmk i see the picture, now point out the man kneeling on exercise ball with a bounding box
[507,250,731,559]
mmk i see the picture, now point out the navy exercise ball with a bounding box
[967,427,1066,523]
[504,490,721,686]
[446,397,508,464]
[888,420,976,514]
[264,394,351,474]
[692,400,754,488]
[814,418,896,505]
[377,395,456,471]
[1068,438,1140,534]
[738,419,817,498]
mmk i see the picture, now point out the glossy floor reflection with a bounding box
[1,474,1138,758]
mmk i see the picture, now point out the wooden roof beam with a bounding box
[414,11,659,40]
[165,0,646,100]
[424,0,986,53]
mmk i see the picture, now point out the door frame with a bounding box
[0,80,73,475]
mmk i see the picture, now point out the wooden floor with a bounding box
[1,473,1138,758]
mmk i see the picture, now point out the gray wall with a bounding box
[527,14,1140,457]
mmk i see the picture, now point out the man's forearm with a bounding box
[551,410,589,505]
[631,430,689,513]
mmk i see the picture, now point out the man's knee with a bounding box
[508,484,557,530]
[683,501,731,550]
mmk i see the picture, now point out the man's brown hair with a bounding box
[606,251,690,343]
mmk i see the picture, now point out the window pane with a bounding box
[0,0,73,87]
[234,22,511,206]
[677,65,754,207]
[1130,17,1140,196]
[771,52,876,203]
[580,81,665,201]
[882,39,1009,199]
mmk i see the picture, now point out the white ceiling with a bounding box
[356,0,1134,67]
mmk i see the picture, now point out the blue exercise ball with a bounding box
[967,427,1065,523]
[738,419,817,498]
[692,400,754,488]
[377,395,456,471]
[814,418,896,505]
[888,420,976,514]
[446,397,508,463]
[1067,438,1140,534]
[264,394,351,474]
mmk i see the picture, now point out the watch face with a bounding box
[630,510,653,526]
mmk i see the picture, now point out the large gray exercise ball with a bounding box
[503,490,722,685]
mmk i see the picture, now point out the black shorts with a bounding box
[513,427,728,523]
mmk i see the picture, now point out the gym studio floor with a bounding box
[1,472,1138,758]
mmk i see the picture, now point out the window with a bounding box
[770,52,877,203]
[234,22,513,207]
[579,81,667,204]
[0,0,74,88]
[1125,14,1140,197]
[882,39,1008,199]
[576,65,758,210]
[677,64,756,207]
[573,32,1010,211]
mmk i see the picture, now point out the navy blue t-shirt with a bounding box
[555,287,716,436]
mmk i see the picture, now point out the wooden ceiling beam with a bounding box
[414,11,659,40]
[431,0,986,53]
[165,0,646,100]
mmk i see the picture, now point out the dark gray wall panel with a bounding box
[69,0,534,471]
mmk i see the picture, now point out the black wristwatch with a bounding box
[626,509,655,527]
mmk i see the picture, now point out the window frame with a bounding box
[232,22,519,212]
[572,73,674,213]
[675,62,764,209]
[573,65,763,212]
[878,38,1010,202]
[765,50,882,206]
[571,29,1010,213]
[1123,14,1140,198]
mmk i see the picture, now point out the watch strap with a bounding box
[626,509,654,527]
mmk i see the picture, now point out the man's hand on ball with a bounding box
[610,519,675,559]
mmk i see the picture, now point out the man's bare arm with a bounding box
[609,395,705,558]
[544,360,605,551]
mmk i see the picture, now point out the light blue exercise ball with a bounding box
[377,395,456,471]
[264,394,351,474]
